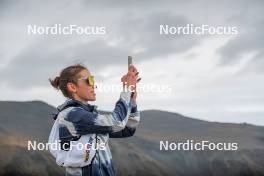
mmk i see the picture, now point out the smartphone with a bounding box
[128,56,134,97]
[128,56,140,83]
[128,56,132,70]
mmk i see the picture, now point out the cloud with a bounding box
[0,38,128,88]
[0,0,264,126]
[0,8,201,89]
[217,21,264,65]
[216,1,264,72]
[116,12,200,59]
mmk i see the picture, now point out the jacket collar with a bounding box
[52,99,97,120]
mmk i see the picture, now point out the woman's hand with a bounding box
[121,65,141,94]
[131,85,137,101]
[121,74,136,92]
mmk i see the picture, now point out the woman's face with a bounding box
[74,69,96,102]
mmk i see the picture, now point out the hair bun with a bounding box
[49,76,60,90]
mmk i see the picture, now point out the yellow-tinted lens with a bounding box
[88,76,94,86]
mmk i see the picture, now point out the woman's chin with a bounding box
[88,96,96,101]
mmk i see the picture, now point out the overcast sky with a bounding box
[0,0,263,126]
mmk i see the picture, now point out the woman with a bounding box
[48,64,140,176]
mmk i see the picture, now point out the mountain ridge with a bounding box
[0,100,264,175]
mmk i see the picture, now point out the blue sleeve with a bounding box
[109,126,136,138]
[109,101,140,138]
[62,94,131,135]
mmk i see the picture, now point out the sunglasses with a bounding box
[77,75,95,86]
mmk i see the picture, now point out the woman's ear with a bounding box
[67,82,77,94]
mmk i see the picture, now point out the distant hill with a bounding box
[0,100,264,176]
